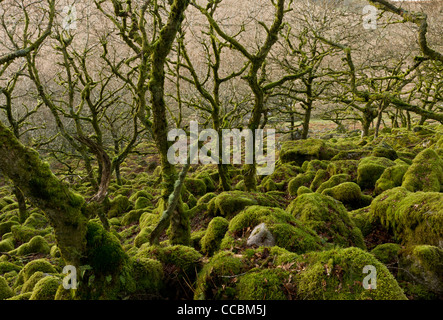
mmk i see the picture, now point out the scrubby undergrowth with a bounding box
[0,124,442,300]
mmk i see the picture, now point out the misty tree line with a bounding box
[0,0,442,293]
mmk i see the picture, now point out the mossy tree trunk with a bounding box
[0,121,88,267]
[148,0,191,244]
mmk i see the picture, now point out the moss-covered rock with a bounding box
[326,160,359,181]
[14,235,50,255]
[194,250,247,300]
[321,182,370,209]
[260,163,302,192]
[398,245,443,296]
[370,188,443,246]
[134,197,151,210]
[207,191,281,218]
[279,139,337,165]
[0,276,13,300]
[0,261,21,274]
[29,276,60,300]
[11,224,52,243]
[222,206,323,254]
[200,217,229,256]
[0,238,14,252]
[14,259,56,288]
[286,193,365,249]
[108,195,132,218]
[297,186,313,196]
[401,148,443,192]
[374,163,409,195]
[371,243,402,266]
[371,145,398,160]
[130,257,163,296]
[22,271,46,293]
[295,247,407,300]
[309,169,330,192]
[236,268,290,300]
[357,156,396,190]
[287,172,316,196]
[348,206,373,237]
[23,212,49,229]
[0,221,19,238]
[316,174,351,194]
[184,178,207,197]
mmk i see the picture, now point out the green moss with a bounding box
[348,206,373,237]
[29,276,60,300]
[0,238,14,252]
[15,235,50,255]
[11,224,52,243]
[222,206,323,254]
[134,227,153,248]
[0,221,19,238]
[22,271,46,293]
[309,169,330,192]
[371,146,398,160]
[200,217,229,256]
[357,156,396,190]
[371,243,402,265]
[130,257,163,294]
[286,193,365,249]
[0,276,13,300]
[194,250,246,300]
[401,148,443,192]
[296,247,407,300]
[316,174,350,194]
[134,197,151,210]
[121,209,146,226]
[184,178,207,197]
[288,172,316,196]
[207,191,281,218]
[0,261,21,274]
[370,188,442,246]
[6,292,31,300]
[14,259,56,288]
[326,160,359,180]
[84,221,127,274]
[108,195,132,218]
[129,189,153,202]
[297,186,312,196]
[23,212,49,229]
[279,139,337,165]
[50,245,61,258]
[398,245,443,295]
[261,164,303,191]
[236,268,289,300]
[374,164,409,195]
[196,192,217,206]
[321,182,367,209]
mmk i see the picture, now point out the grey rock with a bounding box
[246,223,275,247]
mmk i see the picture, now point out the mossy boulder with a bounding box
[326,160,359,180]
[22,271,46,293]
[295,247,407,300]
[398,245,443,296]
[196,246,406,300]
[221,206,323,254]
[0,276,13,300]
[321,182,371,209]
[260,163,302,192]
[401,148,443,192]
[348,206,373,237]
[200,217,229,256]
[130,257,164,295]
[0,238,15,252]
[286,193,365,249]
[23,212,49,229]
[207,191,281,218]
[236,268,289,300]
[10,225,52,243]
[309,169,330,192]
[279,139,337,165]
[108,195,132,218]
[136,244,202,299]
[374,164,409,195]
[371,145,398,160]
[29,276,60,300]
[297,186,312,196]
[287,172,316,196]
[184,178,207,197]
[14,235,50,255]
[0,221,19,238]
[194,250,247,300]
[370,188,443,246]
[134,197,151,210]
[0,261,21,274]
[316,174,351,194]
[371,243,402,266]
[14,259,56,288]
[357,156,396,190]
